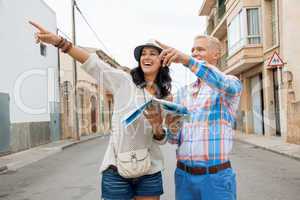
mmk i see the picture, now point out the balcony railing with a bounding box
[206,1,226,35]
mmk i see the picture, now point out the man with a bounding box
[159,35,242,200]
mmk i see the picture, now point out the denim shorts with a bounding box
[175,167,236,200]
[101,167,164,200]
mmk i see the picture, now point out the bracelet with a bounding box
[54,36,73,54]
[54,37,64,47]
[61,40,73,53]
[59,38,68,50]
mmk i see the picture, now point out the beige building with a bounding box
[199,0,300,144]
[59,47,127,139]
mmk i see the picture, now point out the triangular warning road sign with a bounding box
[268,52,284,67]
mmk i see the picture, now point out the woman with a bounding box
[29,21,171,200]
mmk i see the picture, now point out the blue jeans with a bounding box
[175,167,236,200]
[101,168,164,200]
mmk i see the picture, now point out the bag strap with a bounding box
[113,88,155,158]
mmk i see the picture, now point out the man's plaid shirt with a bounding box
[168,58,242,167]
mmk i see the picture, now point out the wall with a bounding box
[0,0,59,123]
[59,48,112,138]
[280,0,300,144]
[0,0,59,151]
[281,0,300,102]
[10,122,50,152]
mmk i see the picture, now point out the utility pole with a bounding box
[72,0,80,140]
[56,28,62,141]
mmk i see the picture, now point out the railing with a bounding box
[206,1,226,35]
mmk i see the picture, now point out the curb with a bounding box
[0,134,109,175]
[235,138,300,162]
[61,134,108,150]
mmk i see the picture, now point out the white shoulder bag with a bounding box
[116,148,151,178]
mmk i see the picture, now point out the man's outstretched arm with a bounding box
[156,40,242,97]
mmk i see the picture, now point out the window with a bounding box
[40,43,47,56]
[228,11,243,55]
[247,8,261,44]
[218,0,226,20]
[227,7,261,55]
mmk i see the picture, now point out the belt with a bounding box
[108,165,118,171]
[177,161,231,175]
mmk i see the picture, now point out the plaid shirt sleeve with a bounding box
[188,58,242,102]
[167,129,180,144]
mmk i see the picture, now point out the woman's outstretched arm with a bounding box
[29,21,89,63]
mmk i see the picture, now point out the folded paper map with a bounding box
[122,98,190,127]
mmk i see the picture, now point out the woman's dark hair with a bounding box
[130,64,172,99]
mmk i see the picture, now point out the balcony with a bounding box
[199,0,216,16]
[225,45,264,75]
[211,17,227,39]
[204,0,227,39]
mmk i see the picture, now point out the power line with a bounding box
[57,27,93,51]
[73,0,114,58]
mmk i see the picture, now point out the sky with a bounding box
[44,0,206,91]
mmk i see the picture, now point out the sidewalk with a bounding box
[2,132,299,175]
[0,133,106,174]
[235,132,300,161]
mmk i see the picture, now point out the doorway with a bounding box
[91,96,97,133]
[0,93,10,154]
[272,69,281,136]
[250,74,265,135]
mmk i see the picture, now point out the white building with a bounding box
[0,0,60,153]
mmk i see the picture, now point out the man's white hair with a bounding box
[194,35,222,54]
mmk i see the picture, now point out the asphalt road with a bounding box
[1,136,300,200]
